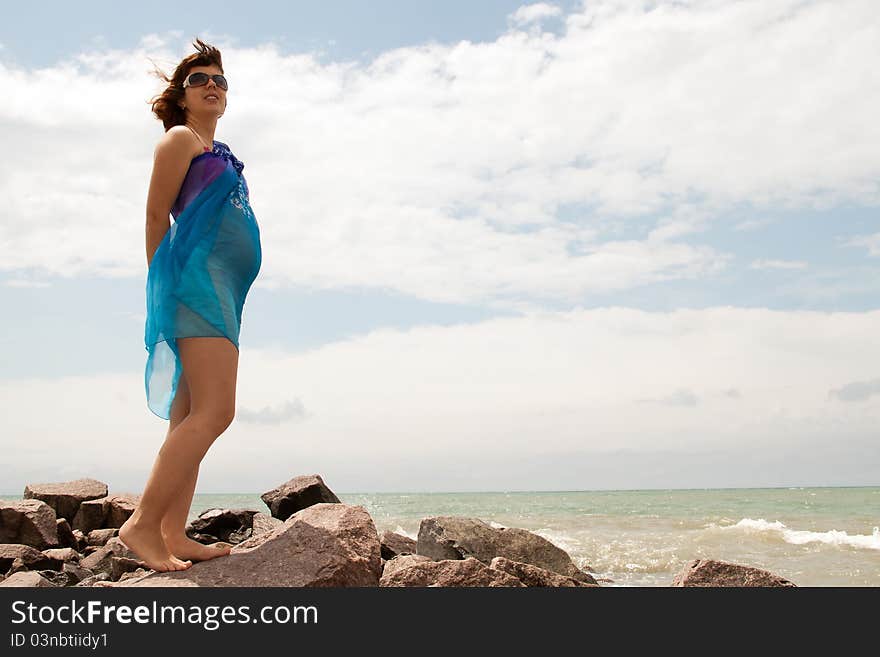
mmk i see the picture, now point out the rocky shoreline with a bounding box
[0,475,797,587]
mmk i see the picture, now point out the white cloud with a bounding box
[0,0,877,309]
[1,307,878,492]
[510,3,563,27]
[842,232,880,257]
[750,259,808,270]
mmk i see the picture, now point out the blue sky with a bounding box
[0,0,878,493]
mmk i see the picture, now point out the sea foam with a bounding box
[718,518,880,551]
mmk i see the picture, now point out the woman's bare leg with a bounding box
[158,372,232,561]
[120,336,239,571]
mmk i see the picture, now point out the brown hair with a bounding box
[147,38,224,131]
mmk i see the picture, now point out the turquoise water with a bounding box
[183,486,879,587]
[5,486,877,586]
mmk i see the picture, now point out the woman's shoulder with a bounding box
[157,126,205,159]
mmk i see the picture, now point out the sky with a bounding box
[0,0,878,494]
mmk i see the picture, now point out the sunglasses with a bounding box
[183,72,228,91]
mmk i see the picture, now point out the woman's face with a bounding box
[181,64,227,117]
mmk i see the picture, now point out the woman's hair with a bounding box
[147,38,224,131]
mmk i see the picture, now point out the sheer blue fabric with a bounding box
[144,140,262,420]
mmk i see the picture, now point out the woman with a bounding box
[119,39,262,572]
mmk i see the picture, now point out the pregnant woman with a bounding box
[119,39,262,572]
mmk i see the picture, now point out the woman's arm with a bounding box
[145,127,197,267]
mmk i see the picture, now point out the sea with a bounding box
[6,486,877,587]
[184,486,878,587]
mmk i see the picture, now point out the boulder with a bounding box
[380,530,417,560]
[23,479,108,522]
[72,498,107,533]
[56,519,77,549]
[0,499,58,549]
[80,537,142,576]
[671,559,797,587]
[417,516,595,584]
[75,572,110,587]
[104,495,140,528]
[261,474,341,521]
[186,508,259,544]
[379,554,524,587]
[42,547,81,564]
[0,544,63,572]
[0,571,58,587]
[124,503,381,587]
[489,556,600,587]
[86,528,118,547]
[61,562,93,586]
[251,512,283,537]
[110,557,148,581]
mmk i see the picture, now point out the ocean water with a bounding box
[182,486,879,587]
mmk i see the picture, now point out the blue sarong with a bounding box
[144,140,262,420]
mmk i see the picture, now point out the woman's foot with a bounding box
[118,516,192,572]
[162,534,232,562]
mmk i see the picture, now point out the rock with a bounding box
[75,572,110,587]
[260,474,341,521]
[35,569,71,587]
[86,528,118,546]
[489,556,600,587]
[380,554,524,587]
[0,571,58,587]
[61,562,93,586]
[71,529,87,552]
[186,508,259,544]
[23,479,108,522]
[42,547,81,564]
[0,499,59,549]
[6,557,28,576]
[110,557,148,581]
[124,503,381,587]
[417,516,595,584]
[671,559,797,587]
[104,495,140,528]
[79,537,140,576]
[72,498,108,533]
[251,512,283,537]
[0,544,63,572]
[56,519,77,549]
[380,530,417,560]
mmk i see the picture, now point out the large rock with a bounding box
[104,495,140,528]
[71,499,107,533]
[124,503,380,587]
[80,537,143,577]
[186,508,259,544]
[23,479,108,522]
[417,516,595,584]
[0,571,58,587]
[380,530,417,560]
[56,519,77,549]
[380,554,524,587]
[489,556,600,587]
[260,474,341,521]
[0,499,58,549]
[0,544,63,573]
[71,494,139,533]
[671,559,797,587]
[251,512,283,537]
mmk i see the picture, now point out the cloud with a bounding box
[2,306,878,491]
[236,398,308,425]
[750,259,808,270]
[829,378,880,402]
[509,3,563,27]
[842,232,880,257]
[0,0,877,310]
[637,388,699,406]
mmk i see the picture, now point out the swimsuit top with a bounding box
[170,138,246,220]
